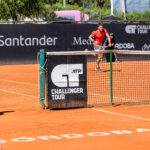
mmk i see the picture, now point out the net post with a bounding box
[39,49,45,109]
[110,50,113,105]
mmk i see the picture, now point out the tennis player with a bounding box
[89,23,111,71]
[103,33,119,62]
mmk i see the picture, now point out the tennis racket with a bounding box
[84,45,108,51]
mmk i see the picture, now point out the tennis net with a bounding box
[41,50,150,108]
[111,50,150,105]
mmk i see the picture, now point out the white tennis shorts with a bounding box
[93,44,103,51]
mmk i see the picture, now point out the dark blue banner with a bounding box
[0,24,150,64]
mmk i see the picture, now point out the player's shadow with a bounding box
[102,69,121,72]
[90,69,121,72]
[0,111,15,115]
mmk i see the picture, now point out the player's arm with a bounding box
[89,35,95,43]
[103,38,108,46]
[112,38,116,49]
[89,31,98,45]
[106,33,111,47]
[113,43,116,49]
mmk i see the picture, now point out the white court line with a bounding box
[89,92,141,103]
[91,79,150,85]
[0,88,39,98]
[0,78,38,86]
[93,108,150,122]
[0,78,141,102]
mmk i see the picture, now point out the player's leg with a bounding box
[98,53,103,62]
[114,53,118,62]
[114,53,120,62]
[96,54,101,71]
[93,44,103,71]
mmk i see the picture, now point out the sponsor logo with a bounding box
[125,25,136,34]
[125,25,150,34]
[51,64,83,100]
[142,43,150,51]
[51,64,83,87]
[73,37,92,45]
[0,35,58,47]
[115,43,135,49]
[0,128,150,144]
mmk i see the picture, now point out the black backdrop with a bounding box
[0,24,150,65]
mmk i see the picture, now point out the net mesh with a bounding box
[46,50,150,107]
[112,51,150,105]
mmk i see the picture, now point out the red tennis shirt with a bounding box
[90,28,108,45]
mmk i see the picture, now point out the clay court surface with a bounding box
[1,64,150,150]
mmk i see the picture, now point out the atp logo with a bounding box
[51,64,83,87]
[142,44,150,51]
[125,25,136,34]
